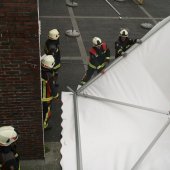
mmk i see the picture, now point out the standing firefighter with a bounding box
[44,29,61,83]
[81,37,110,85]
[115,29,141,59]
[41,54,59,129]
[0,126,20,170]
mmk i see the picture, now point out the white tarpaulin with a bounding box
[61,16,170,170]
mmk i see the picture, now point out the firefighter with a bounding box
[81,37,110,85]
[0,126,20,170]
[44,29,61,83]
[41,54,59,129]
[115,29,142,59]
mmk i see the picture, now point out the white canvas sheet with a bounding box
[61,16,170,170]
[135,124,170,170]
[82,18,170,111]
[61,92,170,170]
[61,92,77,170]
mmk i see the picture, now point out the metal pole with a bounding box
[77,56,123,94]
[138,0,144,5]
[131,118,170,170]
[67,86,83,170]
[132,0,144,5]
[78,93,169,116]
[66,0,78,7]
[105,0,122,19]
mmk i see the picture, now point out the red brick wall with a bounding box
[0,0,44,159]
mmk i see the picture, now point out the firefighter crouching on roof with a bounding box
[44,29,61,84]
[41,54,59,129]
[115,29,142,59]
[0,126,20,170]
[81,37,110,85]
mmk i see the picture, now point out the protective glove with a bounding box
[121,52,127,57]
[97,65,102,70]
[105,58,110,63]
[98,67,105,74]
[80,81,86,86]
[77,84,82,90]
[136,39,142,44]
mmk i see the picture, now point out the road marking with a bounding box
[62,57,83,61]
[40,16,70,18]
[40,15,163,20]
[66,7,88,70]
[61,56,115,61]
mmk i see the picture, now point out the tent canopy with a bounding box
[61,16,170,170]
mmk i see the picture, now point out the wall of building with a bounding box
[0,0,44,159]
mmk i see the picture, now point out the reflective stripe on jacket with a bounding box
[53,63,61,70]
[89,42,107,56]
[42,78,52,102]
[41,78,59,102]
[88,42,110,69]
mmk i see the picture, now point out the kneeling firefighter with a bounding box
[41,54,59,129]
[0,126,20,170]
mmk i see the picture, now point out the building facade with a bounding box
[0,0,44,159]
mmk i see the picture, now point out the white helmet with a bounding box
[41,54,55,69]
[48,29,60,40]
[0,126,18,146]
[120,29,128,37]
[92,37,102,46]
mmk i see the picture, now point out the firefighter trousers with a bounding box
[81,65,104,85]
[43,102,52,129]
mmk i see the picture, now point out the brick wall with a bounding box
[0,0,44,159]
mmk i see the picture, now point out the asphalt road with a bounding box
[39,0,170,144]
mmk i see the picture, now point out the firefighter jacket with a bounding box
[88,42,110,70]
[115,37,136,58]
[41,67,59,103]
[0,145,20,170]
[44,39,61,71]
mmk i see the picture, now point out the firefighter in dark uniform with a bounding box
[41,54,59,129]
[81,37,110,85]
[0,126,20,170]
[115,29,141,59]
[44,29,61,83]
